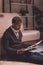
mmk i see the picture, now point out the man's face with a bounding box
[12,23,21,30]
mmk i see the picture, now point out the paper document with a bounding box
[18,40,42,51]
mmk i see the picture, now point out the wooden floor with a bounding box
[0,61,40,65]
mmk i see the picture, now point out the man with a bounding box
[1,16,43,64]
[1,16,27,59]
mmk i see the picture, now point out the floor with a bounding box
[0,61,40,65]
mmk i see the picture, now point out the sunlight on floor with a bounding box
[0,61,39,65]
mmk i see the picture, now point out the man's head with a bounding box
[12,16,22,30]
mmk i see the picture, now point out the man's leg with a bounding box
[17,51,43,64]
[25,51,43,64]
[30,52,43,63]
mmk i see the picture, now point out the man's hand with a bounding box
[17,49,25,55]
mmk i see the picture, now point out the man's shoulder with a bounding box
[3,27,11,35]
[5,27,11,32]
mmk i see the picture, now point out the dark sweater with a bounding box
[1,27,22,54]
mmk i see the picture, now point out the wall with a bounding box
[0,0,43,12]
[0,0,2,12]
[4,0,10,12]
[34,0,43,11]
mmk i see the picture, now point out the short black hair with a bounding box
[12,16,22,24]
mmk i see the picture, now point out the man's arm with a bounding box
[1,33,17,54]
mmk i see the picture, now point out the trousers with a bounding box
[7,51,43,64]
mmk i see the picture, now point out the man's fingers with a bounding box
[17,49,25,54]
